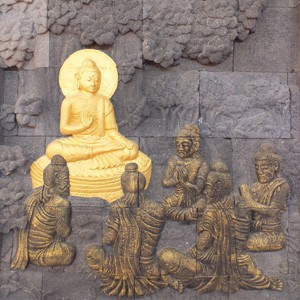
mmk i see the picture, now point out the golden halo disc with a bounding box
[59,49,118,99]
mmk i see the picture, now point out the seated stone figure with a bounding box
[158,161,283,293]
[31,49,151,202]
[162,125,210,222]
[240,144,290,252]
[85,163,182,298]
[11,155,76,269]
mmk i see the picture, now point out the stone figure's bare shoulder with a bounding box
[49,196,71,209]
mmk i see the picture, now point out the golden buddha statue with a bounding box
[31,49,152,202]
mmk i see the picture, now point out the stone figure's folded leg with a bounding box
[158,248,198,278]
[30,242,76,267]
[85,244,115,277]
[237,253,283,291]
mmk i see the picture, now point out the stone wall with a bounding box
[0,0,300,299]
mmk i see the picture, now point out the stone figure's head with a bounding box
[76,59,101,94]
[204,160,232,204]
[254,144,281,184]
[43,155,70,198]
[176,125,201,158]
[121,163,146,194]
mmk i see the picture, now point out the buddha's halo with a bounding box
[59,49,118,99]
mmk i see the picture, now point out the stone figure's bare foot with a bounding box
[269,276,283,291]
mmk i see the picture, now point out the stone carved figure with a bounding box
[158,161,283,293]
[85,163,182,298]
[162,125,209,222]
[240,144,290,252]
[31,49,152,202]
[11,155,76,270]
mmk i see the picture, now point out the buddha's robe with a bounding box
[46,95,132,170]
[11,187,75,269]
[162,155,209,222]
[158,194,277,293]
[86,196,166,297]
[246,177,290,251]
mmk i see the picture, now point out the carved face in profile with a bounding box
[176,137,193,158]
[204,176,223,204]
[54,168,70,198]
[78,70,101,94]
[255,159,278,184]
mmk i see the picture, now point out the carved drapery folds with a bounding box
[85,126,289,298]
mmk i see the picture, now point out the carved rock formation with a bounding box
[0,0,266,81]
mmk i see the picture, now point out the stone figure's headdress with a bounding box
[209,160,232,197]
[121,163,146,193]
[43,155,68,189]
[254,144,281,164]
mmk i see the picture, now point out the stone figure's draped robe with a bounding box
[163,155,209,222]
[193,197,274,293]
[251,177,289,232]
[99,197,165,297]
[11,187,73,269]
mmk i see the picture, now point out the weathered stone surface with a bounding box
[234,8,297,72]
[0,0,47,69]
[200,71,291,138]
[17,68,62,136]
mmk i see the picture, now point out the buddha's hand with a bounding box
[81,110,94,128]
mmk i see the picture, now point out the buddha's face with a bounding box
[176,137,193,158]
[255,159,278,183]
[78,71,101,94]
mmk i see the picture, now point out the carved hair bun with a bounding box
[125,163,139,172]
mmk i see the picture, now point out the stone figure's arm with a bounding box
[162,159,178,188]
[240,183,290,217]
[196,210,215,253]
[194,161,210,193]
[56,201,72,239]
[197,230,214,252]
[182,161,210,195]
[60,99,89,135]
[164,205,197,222]
[103,208,119,246]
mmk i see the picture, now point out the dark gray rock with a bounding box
[200,71,291,138]
[234,8,297,73]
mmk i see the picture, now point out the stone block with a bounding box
[49,33,83,68]
[288,74,300,139]
[267,0,291,7]
[116,69,200,138]
[17,68,62,137]
[200,71,291,138]
[234,8,297,72]
[141,281,229,300]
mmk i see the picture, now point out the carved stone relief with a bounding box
[0,0,267,82]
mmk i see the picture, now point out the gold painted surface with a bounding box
[162,124,209,222]
[84,129,286,297]
[31,50,152,202]
[240,144,290,252]
[11,155,76,269]
[85,163,183,298]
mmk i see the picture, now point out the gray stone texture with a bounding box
[234,8,297,73]
[200,71,291,139]
[1,1,300,300]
